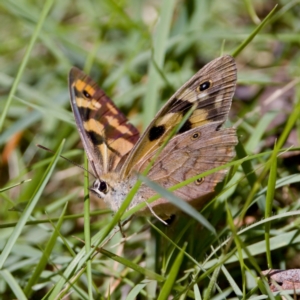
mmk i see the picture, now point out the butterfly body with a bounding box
[69,55,238,218]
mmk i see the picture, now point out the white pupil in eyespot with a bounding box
[199,81,211,91]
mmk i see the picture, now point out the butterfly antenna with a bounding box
[90,160,101,179]
[36,144,97,179]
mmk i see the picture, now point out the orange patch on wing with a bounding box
[84,119,104,134]
[107,102,119,115]
[75,80,96,96]
[110,138,135,154]
[156,113,181,127]
[75,96,102,111]
[189,109,209,125]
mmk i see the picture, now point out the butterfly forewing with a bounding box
[69,67,140,175]
[120,55,237,178]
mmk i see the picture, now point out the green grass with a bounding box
[1,0,300,299]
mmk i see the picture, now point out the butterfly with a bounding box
[68,55,237,219]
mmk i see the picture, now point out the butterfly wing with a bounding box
[120,55,237,179]
[117,55,237,216]
[68,67,140,175]
[135,122,237,216]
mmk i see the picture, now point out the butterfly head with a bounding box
[90,179,109,198]
[89,173,136,212]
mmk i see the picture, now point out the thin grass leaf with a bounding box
[148,220,200,268]
[264,147,278,269]
[277,97,300,149]
[157,243,187,300]
[46,249,87,299]
[0,179,31,193]
[23,202,68,297]
[0,140,65,268]
[126,282,148,300]
[142,0,176,127]
[83,154,93,299]
[227,228,300,265]
[244,0,261,24]
[0,111,42,146]
[203,210,300,270]
[0,209,110,229]
[231,5,277,57]
[245,111,278,153]
[239,95,300,221]
[193,282,202,300]
[269,0,300,24]
[221,265,243,298]
[0,269,27,300]
[203,265,221,300]
[235,140,257,187]
[0,0,55,130]
[226,202,246,295]
[140,175,216,234]
[99,248,165,282]
[256,276,277,300]
[46,259,88,300]
[262,174,300,191]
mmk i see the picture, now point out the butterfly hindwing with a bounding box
[68,67,140,175]
[120,55,237,178]
[135,122,237,216]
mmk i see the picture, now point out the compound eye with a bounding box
[92,180,108,194]
[99,181,108,193]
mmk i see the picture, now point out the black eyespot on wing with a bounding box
[199,80,211,91]
[148,125,165,141]
[178,119,192,134]
[195,178,204,185]
[83,90,91,98]
[191,132,201,140]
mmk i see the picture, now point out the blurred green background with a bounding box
[1,0,300,299]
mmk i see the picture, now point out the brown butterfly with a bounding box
[68,55,237,219]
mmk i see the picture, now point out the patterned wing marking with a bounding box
[120,55,237,178]
[69,67,140,174]
[135,122,237,217]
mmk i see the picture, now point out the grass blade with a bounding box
[142,0,176,127]
[157,243,187,300]
[0,140,65,268]
[0,0,55,130]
